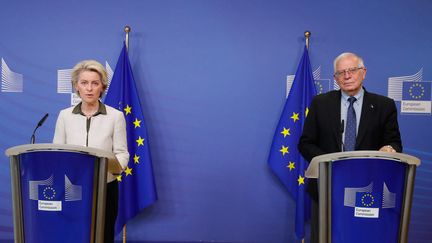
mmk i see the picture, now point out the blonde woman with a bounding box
[53,60,129,242]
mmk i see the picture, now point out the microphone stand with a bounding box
[30,113,49,144]
[340,119,345,152]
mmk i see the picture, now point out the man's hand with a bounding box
[379,145,396,153]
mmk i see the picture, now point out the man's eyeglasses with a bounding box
[334,67,364,77]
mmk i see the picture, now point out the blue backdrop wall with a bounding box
[0,1,431,242]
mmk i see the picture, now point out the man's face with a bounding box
[334,56,366,96]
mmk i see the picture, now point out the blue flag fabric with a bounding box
[104,43,157,234]
[268,46,316,239]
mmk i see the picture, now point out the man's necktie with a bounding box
[344,96,357,151]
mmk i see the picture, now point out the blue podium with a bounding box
[305,151,420,243]
[5,144,122,243]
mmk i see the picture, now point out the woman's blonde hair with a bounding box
[71,60,108,97]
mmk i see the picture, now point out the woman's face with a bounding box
[75,70,103,106]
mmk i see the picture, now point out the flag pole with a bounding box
[122,225,127,243]
[304,30,311,50]
[302,30,311,243]
[122,24,131,243]
[125,25,131,51]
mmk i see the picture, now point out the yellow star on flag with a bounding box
[133,118,142,128]
[279,145,289,156]
[136,136,145,146]
[287,161,295,171]
[297,175,305,185]
[117,174,122,182]
[124,105,132,115]
[305,107,309,117]
[134,154,140,164]
[291,112,300,122]
[281,127,291,138]
[125,166,132,176]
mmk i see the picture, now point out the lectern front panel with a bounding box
[19,151,97,243]
[331,158,406,243]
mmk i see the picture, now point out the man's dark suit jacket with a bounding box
[298,88,403,201]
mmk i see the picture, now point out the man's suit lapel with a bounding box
[357,91,375,147]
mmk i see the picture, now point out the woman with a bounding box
[53,60,129,242]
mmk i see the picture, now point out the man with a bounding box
[298,52,402,242]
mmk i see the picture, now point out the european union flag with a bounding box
[105,43,157,234]
[38,185,63,201]
[314,79,332,95]
[402,81,432,101]
[355,192,379,208]
[268,46,316,239]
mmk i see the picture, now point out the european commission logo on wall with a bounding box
[344,182,396,218]
[286,66,337,96]
[29,174,82,211]
[1,58,23,92]
[388,69,432,115]
[57,62,114,106]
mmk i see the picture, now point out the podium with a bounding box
[305,151,420,243]
[5,143,122,243]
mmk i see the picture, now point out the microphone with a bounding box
[340,120,345,152]
[30,113,49,144]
